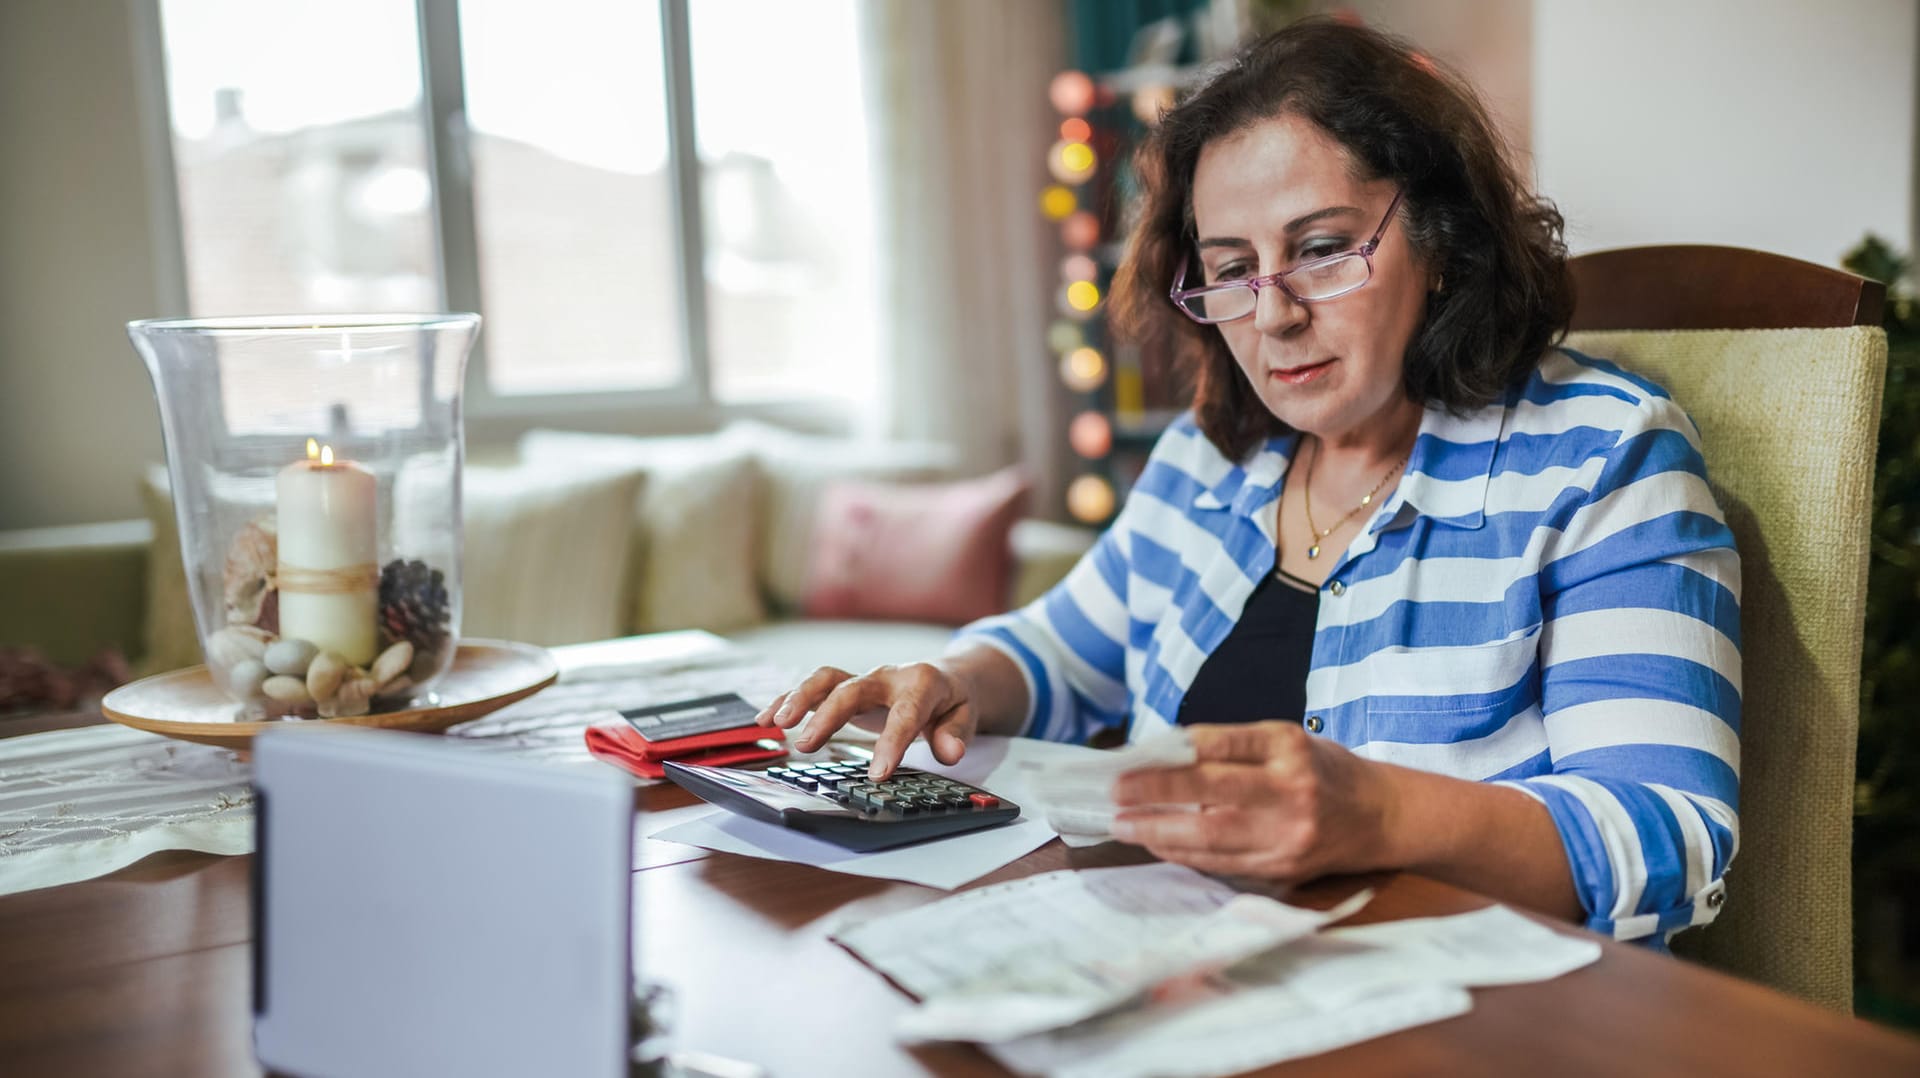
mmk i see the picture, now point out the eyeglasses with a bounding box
[1168,189,1406,324]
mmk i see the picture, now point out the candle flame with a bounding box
[306,437,320,461]
[319,445,335,466]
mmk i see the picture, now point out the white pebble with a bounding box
[262,675,311,703]
[226,659,269,698]
[265,639,319,676]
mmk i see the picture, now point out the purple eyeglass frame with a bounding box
[1168,188,1407,324]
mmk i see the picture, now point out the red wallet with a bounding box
[584,718,788,780]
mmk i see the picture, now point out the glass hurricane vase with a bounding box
[128,314,480,721]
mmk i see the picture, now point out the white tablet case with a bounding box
[252,728,634,1078]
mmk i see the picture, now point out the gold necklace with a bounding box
[1300,437,1410,559]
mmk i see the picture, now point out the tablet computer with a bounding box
[252,727,635,1078]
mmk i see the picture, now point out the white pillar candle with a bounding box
[277,439,379,665]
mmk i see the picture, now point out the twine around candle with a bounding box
[278,562,379,595]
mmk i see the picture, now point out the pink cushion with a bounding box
[802,467,1032,626]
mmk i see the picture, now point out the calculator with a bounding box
[662,759,1021,853]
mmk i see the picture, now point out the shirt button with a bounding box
[1706,888,1726,909]
[1328,581,1346,597]
[1305,715,1324,733]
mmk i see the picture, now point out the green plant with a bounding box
[1843,234,1920,1027]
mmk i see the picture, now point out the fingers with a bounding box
[753,663,973,778]
[864,666,963,779]
[1112,762,1274,808]
[924,700,978,767]
[755,667,852,730]
[1109,805,1268,853]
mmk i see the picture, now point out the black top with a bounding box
[1177,567,1320,726]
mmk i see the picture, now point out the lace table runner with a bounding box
[0,634,798,897]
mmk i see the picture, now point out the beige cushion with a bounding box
[1565,327,1887,1012]
[137,466,201,676]
[460,462,647,646]
[519,430,765,634]
[717,419,960,612]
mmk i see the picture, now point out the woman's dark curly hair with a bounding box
[1111,17,1573,461]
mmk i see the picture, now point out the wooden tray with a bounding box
[100,639,559,752]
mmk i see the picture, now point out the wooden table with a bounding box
[3,713,1918,1077]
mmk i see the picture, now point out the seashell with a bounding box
[373,675,414,702]
[265,638,319,677]
[321,676,375,718]
[226,659,270,699]
[206,626,272,672]
[306,651,348,704]
[262,675,311,704]
[222,518,278,625]
[371,641,414,689]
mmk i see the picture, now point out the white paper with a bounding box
[647,736,1087,890]
[832,863,1371,1044]
[985,904,1600,1078]
[1021,729,1196,846]
[989,982,1471,1078]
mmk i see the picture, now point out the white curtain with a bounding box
[858,0,1069,508]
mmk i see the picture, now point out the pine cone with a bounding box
[378,558,451,659]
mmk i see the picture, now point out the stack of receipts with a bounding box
[832,863,1601,1078]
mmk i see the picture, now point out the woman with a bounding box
[756,19,1739,944]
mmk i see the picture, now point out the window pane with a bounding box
[688,0,879,402]
[158,0,438,315]
[458,0,687,396]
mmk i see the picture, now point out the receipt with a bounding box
[831,863,1369,1044]
[1021,729,1197,846]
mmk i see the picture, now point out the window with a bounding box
[151,0,879,415]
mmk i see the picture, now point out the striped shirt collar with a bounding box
[1189,397,1506,530]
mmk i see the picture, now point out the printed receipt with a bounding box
[831,863,1371,1044]
[1022,729,1198,846]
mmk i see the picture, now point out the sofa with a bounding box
[0,420,1095,705]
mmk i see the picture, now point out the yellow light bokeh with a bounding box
[1039,185,1076,221]
[1066,280,1101,311]
[1049,140,1098,185]
[1060,346,1107,392]
[1066,474,1117,523]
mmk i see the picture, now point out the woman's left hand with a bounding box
[1109,721,1395,880]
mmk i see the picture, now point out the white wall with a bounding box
[1534,0,1916,266]
[0,0,174,530]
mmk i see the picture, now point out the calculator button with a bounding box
[967,793,1000,808]
[867,792,898,809]
[765,768,790,779]
[938,792,971,808]
[791,777,818,790]
[814,774,845,788]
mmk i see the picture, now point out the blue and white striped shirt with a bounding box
[956,347,1741,942]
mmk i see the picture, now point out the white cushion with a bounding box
[519,430,766,634]
[460,461,647,646]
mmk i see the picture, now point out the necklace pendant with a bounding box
[1307,543,1321,560]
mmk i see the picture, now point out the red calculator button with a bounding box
[967,793,1000,808]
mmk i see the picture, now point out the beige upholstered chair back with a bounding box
[1560,319,1887,1012]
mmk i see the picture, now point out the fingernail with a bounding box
[868,764,885,781]
[774,704,792,725]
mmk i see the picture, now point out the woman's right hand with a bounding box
[753,662,977,781]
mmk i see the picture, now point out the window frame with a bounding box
[140,0,857,439]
